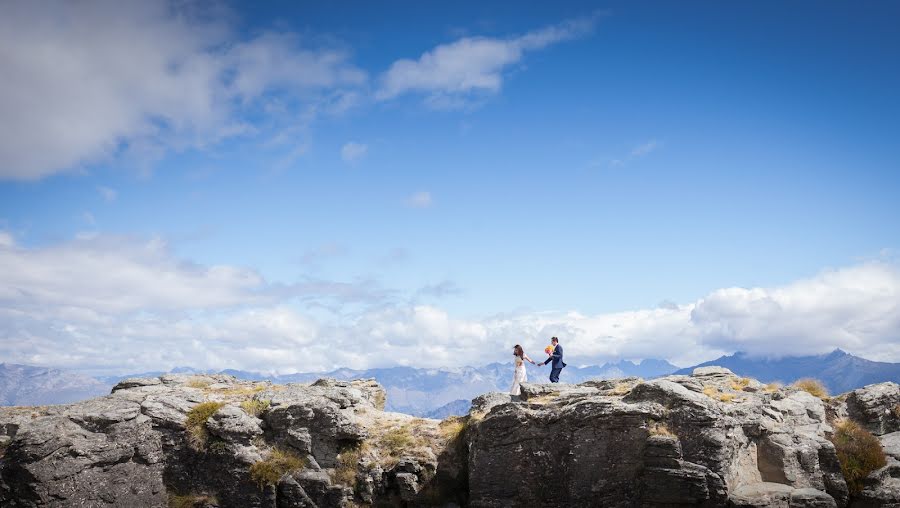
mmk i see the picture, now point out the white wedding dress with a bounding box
[510,356,527,396]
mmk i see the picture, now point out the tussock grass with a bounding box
[168,493,219,508]
[249,448,307,489]
[332,443,367,487]
[793,378,829,399]
[763,382,781,393]
[648,422,675,437]
[439,417,467,443]
[609,382,633,396]
[731,378,751,391]
[831,419,886,494]
[373,390,386,411]
[240,399,270,417]
[185,378,213,389]
[185,401,225,450]
[702,386,736,403]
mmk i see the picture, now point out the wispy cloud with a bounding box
[376,14,601,107]
[406,191,433,208]
[341,142,368,163]
[97,186,117,202]
[605,139,662,168]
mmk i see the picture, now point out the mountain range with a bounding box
[674,348,900,395]
[5,349,900,415]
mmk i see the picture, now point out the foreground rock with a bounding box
[468,369,849,507]
[0,374,463,507]
[2,371,900,507]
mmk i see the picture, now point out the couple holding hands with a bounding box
[510,336,566,396]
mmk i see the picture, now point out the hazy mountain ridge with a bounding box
[0,363,111,406]
[676,349,900,394]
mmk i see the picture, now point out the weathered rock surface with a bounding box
[0,374,456,507]
[467,368,849,507]
[3,370,900,507]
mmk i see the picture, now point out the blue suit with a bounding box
[542,344,566,382]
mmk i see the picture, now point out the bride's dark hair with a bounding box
[513,344,524,357]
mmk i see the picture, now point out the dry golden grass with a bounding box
[185,378,213,389]
[831,419,887,494]
[527,391,561,404]
[332,443,367,487]
[214,385,268,397]
[648,422,675,437]
[249,448,307,489]
[731,378,751,391]
[168,493,219,508]
[793,378,829,399]
[702,386,736,403]
[373,391,386,411]
[763,382,781,393]
[240,399,270,417]
[185,401,225,450]
[608,382,633,396]
[438,417,467,443]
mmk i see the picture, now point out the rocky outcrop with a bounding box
[467,367,848,507]
[0,374,459,507]
[3,370,900,507]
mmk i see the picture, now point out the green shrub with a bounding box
[249,449,307,488]
[185,401,225,450]
[239,399,270,417]
[792,378,828,399]
[831,419,886,494]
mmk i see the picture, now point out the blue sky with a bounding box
[1,1,899,374]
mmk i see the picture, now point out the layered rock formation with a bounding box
[1,368,900,507]
[0,374,463,507]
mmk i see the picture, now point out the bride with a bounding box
[510,344,537,396]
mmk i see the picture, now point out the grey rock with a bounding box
[692,365,737,377]
[206,405,263,444]
[469,391,511,415]
[845,382,900,436]
[395,472,420,500]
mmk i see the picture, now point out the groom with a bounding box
[540,336,566,383]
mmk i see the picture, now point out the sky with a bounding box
[1,1,899,376]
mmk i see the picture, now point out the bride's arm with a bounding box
[524,354,536,365]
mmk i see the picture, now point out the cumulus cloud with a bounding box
[0,0,366,180]
[340,142,368,163]
[406,191,433,208]
[376,14,599,105]
[1,231,898,375]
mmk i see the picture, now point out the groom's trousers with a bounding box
[549,368,562,383]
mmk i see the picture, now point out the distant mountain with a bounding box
[2,358,679,414]
[214,359,679,417]
[423,399,472,419]
[676,349,900,395]
[0,363,111,406]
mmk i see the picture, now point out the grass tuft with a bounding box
[763,382,781,393]
[185,401,225,450]
[648,422,675,437]
[831,419,886,494]
[240,399,270,417]
[332,443,366,488]
[793,378,829,399]
[185,378,213,389]
[168,493,219,508]
[249,448,307,489]
[609,382,633,396]
[731,378,751,391]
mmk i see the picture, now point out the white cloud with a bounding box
[406,191,433,208]
[341,142,368,163]
[376,15,599,105]
[97,186,118,202]
[0,1,366,181]
[1,231,898,375]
